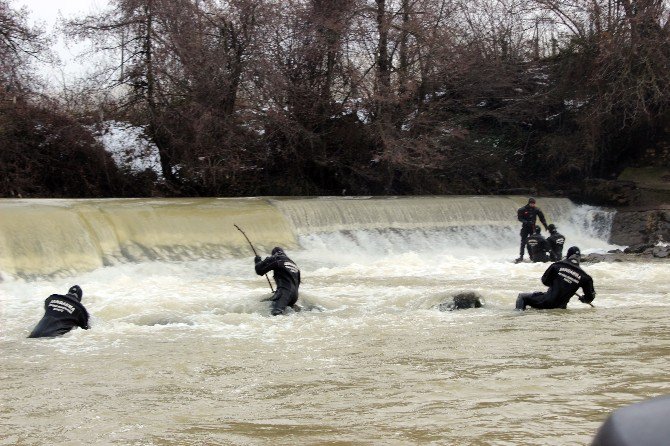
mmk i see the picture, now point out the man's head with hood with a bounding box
[67,285,83,302]
[566,246,581,264]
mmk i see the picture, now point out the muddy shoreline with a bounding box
[582,249,669,264]
[562,172,669,258]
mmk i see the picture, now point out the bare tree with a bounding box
[65,0,180,183]
[160,0,270,193]
[532,0,670,174]
[0,0,48,92]
[43,0,668,195]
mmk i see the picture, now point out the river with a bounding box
[1,196,668,445]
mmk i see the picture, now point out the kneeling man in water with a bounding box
[28,285,90,338]
[516,246,595,310]
[255,247,301,316]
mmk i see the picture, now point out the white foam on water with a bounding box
[1,206,661,344]
[2,197,668,445]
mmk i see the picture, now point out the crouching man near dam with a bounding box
[515,246,596,311]
[526,226,551,262]
[28,285,90,338]
[255,247,301,316]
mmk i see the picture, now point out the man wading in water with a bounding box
[515,246,596,310]
[515,197,549,263]
[28,285,90,338]
[254,247,301,316]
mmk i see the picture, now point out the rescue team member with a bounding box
[547,223,566,261]
[515,246,595,310]
[28,285,90,338]
[515,197,549,263]
[526,226,551,262]
[255,247,301,316]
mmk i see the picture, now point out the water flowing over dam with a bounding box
[0,196,613,278]
[1,196,668,445]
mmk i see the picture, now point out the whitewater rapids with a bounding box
[1,196,668,445]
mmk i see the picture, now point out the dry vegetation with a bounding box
[2,0,669,197]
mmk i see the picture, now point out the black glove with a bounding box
[254,255,261,263]
[578,295,593,304]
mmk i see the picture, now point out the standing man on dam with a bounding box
[515,197,549,263]
[254,247,301,316]
[28,285,90,338]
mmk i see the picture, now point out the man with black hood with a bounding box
[515,197,549,263]
[515,246,596,310]
[526,226,551,262]
[546,223,566,261]
[255,247,301,316]
[28,285,90,338]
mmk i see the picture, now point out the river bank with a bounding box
[583,248,669,263]
[589,205,670,260]
[558,166,670,258]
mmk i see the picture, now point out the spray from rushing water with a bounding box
[0,196,621,334]
[0,196,615,279]
[3,197,669,446]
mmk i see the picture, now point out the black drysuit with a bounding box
[517,204,548,257]
[526,233,551,262]
[255,251,301,315]
[28,294,90,338]
[547,231,566,261]
[516,258,596,310]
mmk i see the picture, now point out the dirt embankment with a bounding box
[581,207,670,262]
[572,166,670,260]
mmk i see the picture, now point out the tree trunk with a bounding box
[143,1,176,184]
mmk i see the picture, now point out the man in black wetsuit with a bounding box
[515,197,549,263]
[28,285,90,338]
[515,246,596,310]
[526,226,551,262]
[546,223,566,261]
[255,247,301,316]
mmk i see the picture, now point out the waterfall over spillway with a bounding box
[0,196,615,277]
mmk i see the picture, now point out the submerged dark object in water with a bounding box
[438,292,483,311]
[268,302,325,315]
[591,394,670,446]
